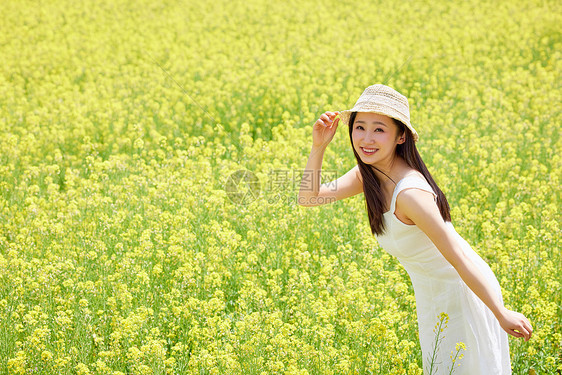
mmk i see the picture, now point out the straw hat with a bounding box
[339,84,419,142]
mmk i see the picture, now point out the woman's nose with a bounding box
[364,131,376,144]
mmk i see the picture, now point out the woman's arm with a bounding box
[298,143,329,206]
[298,111,363,207]
[396,188,533,341]
[298,159,363,206]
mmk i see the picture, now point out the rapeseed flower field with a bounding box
[0,0,560,373]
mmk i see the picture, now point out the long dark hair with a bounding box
[348,112,451,235]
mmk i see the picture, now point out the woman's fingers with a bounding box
[513,320,532,341]
[508,329,523,338]
[523,318,533,337]
[318,113,330,126]
[321,112,336,128]
[312,111,340,147]
[519,315,533,341]
[500,310,533,341]
[518,326,530,341]
[314,111,339,134]
[315,116,329,129]
[525,316,533,330]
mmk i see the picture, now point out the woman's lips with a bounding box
[361,147,377,155]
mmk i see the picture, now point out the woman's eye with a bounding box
[356,125,364,130]
[375,128,383,132]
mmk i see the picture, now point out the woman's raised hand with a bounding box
[498,308,533,341]
[312,111,340,148]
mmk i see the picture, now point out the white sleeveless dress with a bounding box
[374,175,511,374]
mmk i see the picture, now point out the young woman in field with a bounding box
[298,84,532,374]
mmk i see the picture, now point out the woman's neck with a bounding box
[369,156,411,185]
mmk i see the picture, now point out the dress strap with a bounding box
[390,175,437,213]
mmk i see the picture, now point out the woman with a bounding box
[298,84,532,374]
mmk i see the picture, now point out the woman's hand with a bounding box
[498,307,533,341]
[312,111,340,148]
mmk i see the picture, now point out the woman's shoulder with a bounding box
[398,170,426,185]
[396,171,435,196]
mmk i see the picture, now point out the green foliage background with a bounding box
[0,0,560,373]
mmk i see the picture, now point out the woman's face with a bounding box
[351,112,405,165]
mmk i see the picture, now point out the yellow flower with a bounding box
[41,350,53,361]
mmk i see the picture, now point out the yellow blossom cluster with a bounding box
[0,0,560,373]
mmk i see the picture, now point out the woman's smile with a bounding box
[360,147,378,155]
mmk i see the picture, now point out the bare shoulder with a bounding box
[397,187,436,206]
[394,170,438,221]
[403,169,425,181]
[396,170,436,204]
